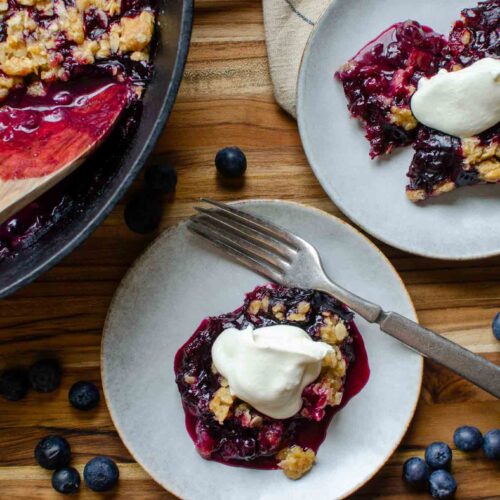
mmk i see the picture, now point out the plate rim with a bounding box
[101,198,423,499]
[296,0,500,261]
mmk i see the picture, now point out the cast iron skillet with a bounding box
[0,0,194,298]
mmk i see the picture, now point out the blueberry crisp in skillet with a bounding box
[174,284,370,480]
[0,0,155,104]
[0,0,156,260]
[336,0,500,202]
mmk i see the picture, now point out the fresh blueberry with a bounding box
[483,429,500,460]
[492,312,500,340]
[68,381,100,410]
[144,164,177,194]
[84,456,119,492]
[402,457,429,489]
[124,190,163,234]
[453,426,483,452]
[428,470,457,499]
[215,147,247,178]
[51,467,81,494]
[425,442,452,470]
[0,369,29,401]
[35,435,71,470]
[28,359,61,393]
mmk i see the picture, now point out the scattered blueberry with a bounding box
[28,359,61,393]
[0,369,29,401]
[428,470,457,499]
[425,442,452,470]
[453,426,483,452]
[124,190,163,234]
[215,147,247,178]
[68,381,100,411]
[51,467,81,494]
[402,456,429,489]
[84,456,119,492]
[35,435,71,470]
[483,429,500,460]
[144,164,177,194]
[492,312,500,341]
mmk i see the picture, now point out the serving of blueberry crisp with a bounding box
[336,0,499,202]
[174,284,370,480]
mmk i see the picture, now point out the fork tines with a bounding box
[187,199,299,283]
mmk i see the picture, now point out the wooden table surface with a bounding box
[0,1,499,498]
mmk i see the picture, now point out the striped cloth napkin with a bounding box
[263,0,330,117]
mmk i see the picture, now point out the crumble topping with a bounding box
[248,299,262,315]
[277,446,316,480]
[209,386,234,425]
[434,181,457,195]
[463,137,499,164]
[234,403,263,428]
[287,301,311,322]
[272,302,285,320]
[462,136,500,182]
[406,189,427,203]
[476,160,500,182]
[119,11,154,53]
[460,29,472,46]
[389,106,418,132]
[0,0,155,102]
[319,313,349,345]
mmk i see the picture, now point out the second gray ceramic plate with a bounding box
[102,200,422,499]
[297,0,500,260]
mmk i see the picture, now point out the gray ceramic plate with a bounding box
[102,200,422,499]
[297,0,500,260]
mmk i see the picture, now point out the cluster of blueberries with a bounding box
[124,147,247,234]
[0,359,99,409]
[35,436,119,494]
[403,426,500,498]
[0,359,114,494]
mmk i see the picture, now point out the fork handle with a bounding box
[379,312,500,398]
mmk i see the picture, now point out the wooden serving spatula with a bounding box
[0,80,129,224]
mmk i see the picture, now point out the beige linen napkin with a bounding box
[263,0,330,117]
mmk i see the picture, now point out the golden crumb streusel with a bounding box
[462,137,500,182]
[0,0,155,101]
[209,386,234,425]
[277,446,316,480]
[389,106,418,131]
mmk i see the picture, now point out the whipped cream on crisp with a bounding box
[411,58,500,138]
[211,324,333,419]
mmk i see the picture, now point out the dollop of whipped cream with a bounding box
[211,324,333,419]
[411,58,500,138]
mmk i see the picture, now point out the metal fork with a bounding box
[188,199,500,398]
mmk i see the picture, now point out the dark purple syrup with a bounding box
[0,78,130,180]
